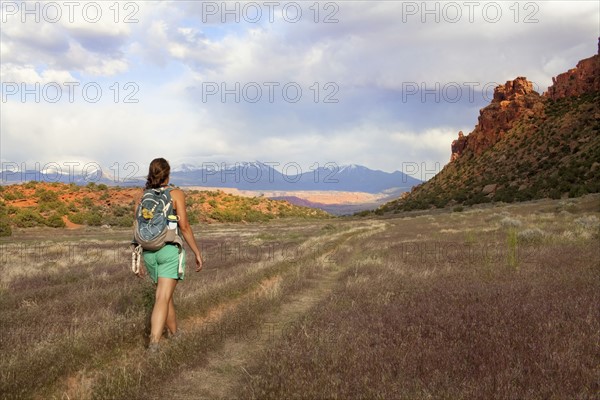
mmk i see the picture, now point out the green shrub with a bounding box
[108,215,133,227]
[188,210,200,225]
[81,197,94,208]
[13,209,45,227]
[3,190,25,201]
[112,205,131,217]
[517,228,546,244]
[569,185,587,198]
[45,213,66,228]
[23,181,38,189]
[86,212,103,226]
[0,220,11,236]
[68,211,103,225]
[210,209,242,222]
[38,200,67,215]
[69,212,85,224]
[36,189,58,203]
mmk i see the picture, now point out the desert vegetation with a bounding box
[0,194,598,399]
[0,182,329,236]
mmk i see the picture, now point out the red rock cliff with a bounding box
[450,77,543,160]
[450,38,600,162]
[545,38,600,99]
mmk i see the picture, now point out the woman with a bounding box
[136,158,203,352]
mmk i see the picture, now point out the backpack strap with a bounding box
[162,186,183,250]
[163,186,185,276]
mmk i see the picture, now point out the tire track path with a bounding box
[150,222,385,399]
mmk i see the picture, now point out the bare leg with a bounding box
[165,295,177,335]
[150,277,178,344]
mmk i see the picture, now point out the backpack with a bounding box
[132,187,183,251]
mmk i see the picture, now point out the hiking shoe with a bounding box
[147,342,160,353]
[170,329,185,341]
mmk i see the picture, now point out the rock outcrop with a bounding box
[450,77,543,160]
[450,131,468,161]
[450,38,600,162]
[545,38,600,100]
[384,38,600,213]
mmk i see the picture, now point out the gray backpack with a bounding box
[133,187,183,249]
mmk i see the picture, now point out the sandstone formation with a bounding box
[545,38,600,100]
[450,131,468,161]
[450,77,543,160]
[450,38,600,162]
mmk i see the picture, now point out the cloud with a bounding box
[1,0,599,175]
[0,2,132,77]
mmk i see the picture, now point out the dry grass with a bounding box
[0,195,598,399]
[242,196,600,399]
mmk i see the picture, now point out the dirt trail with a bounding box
[149,225,384,400]
[151,263,344,400]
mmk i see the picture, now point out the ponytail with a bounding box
[145,158,170,189]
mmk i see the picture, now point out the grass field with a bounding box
[0,195,598,399]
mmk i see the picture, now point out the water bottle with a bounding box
[168,215,178,230]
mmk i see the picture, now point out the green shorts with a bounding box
[143,245,185,283]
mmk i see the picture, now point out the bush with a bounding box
[569,185,587,198]
[500,217,522,228]
[574,215,599,230]
[36,189,59,203]
[3,190,25,201]
[517,228,546,244]
[549,188,562,200]
[113,205,132,217]
[69,212,85,224]
[23,181,38,189]
[210,209,245,222]
[38,200,68,215]
[86,212,103,226]
[0,220,11,236]
[188,210,200,225]
[45,213,66,228]
[81,197,94,208]
[13,209,45,227]
[113,215,133,227]
[0,202,11,236]
[453,206,464,212]
[69,211,103,226]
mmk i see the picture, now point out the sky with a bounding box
[1,0,599,183]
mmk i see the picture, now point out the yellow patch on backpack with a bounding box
[142,208,154,220]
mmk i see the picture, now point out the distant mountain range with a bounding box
[1,162,422,195]
[170,162,421,193]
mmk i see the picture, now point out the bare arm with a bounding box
[171,189,203,271]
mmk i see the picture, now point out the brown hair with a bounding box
[145,158,170,189]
